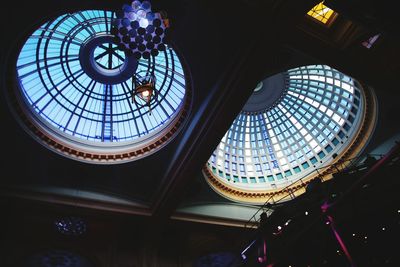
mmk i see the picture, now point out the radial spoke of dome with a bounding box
[70,79,97,134]
[36,69,85,113]
[112,51,125,62]
[94,50,108,61]
[71,13,96,36]
[120,80,141,134]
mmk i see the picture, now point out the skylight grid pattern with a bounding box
[207,65,363,190]
[307,1,336,24]
[16,10,186,143]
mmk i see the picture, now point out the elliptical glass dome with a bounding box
[13,10,190,163]
[204,65,375,203]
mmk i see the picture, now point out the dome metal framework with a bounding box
[13,10,190,163]
[204,65,376,204]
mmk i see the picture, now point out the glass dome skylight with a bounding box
[13,10,190,163]
[204,65,375,204]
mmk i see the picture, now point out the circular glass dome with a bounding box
[204,65,376,204]
[13,10,190,163]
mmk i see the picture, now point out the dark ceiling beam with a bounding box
[325,0,399,35]
[148,0,316,223]
[149,44,261,222]
[0,186,153,216]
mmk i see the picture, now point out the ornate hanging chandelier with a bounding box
[131,72,158,113]
[111,0,170,60]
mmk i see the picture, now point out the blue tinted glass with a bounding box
[17,10,186,143]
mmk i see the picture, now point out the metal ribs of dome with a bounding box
[12,10,191,163]
[205,65,376,204]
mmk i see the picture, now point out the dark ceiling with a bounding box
[1,0,400,265]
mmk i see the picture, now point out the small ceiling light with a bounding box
[382,227,386,231]
[364,236,368,239]
[305,211,309,215]
[361,33,380,49]
[277,225,282,230]
[352,233,356,237]
[132,73,158,112]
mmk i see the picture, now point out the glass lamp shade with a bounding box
[136,84,154,103]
